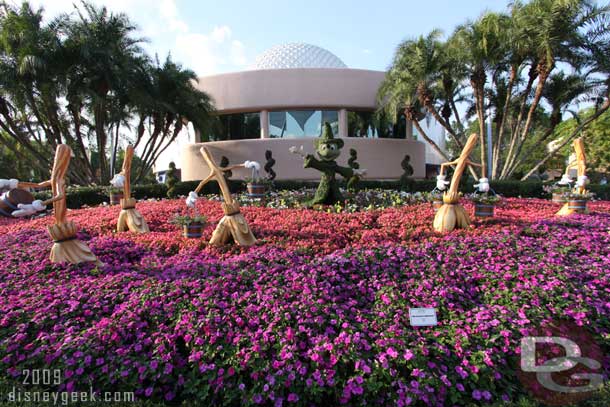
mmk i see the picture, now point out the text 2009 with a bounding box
[22,369,62,385]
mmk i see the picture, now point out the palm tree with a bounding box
[0,2,94,184]
[505,72,589,177]
[454,12,507,178]
[61,1,144,183]
[522,2,610,180]
[130,55,214,182]
[377,66,451,163]
[386,30,470,152]
[500,0,596,178]
[490,4,531,178]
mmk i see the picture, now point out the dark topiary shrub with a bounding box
[165,162,179,198]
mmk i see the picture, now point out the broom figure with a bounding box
[557,138,588,216]
[12,145,100,264]
[186,147,256,246]
[112,145,150,233]
[433,134,481,233]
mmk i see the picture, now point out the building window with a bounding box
[211,112,260,141]
[347,111,406,139]
[269,110,338,138]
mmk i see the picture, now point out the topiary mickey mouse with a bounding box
[291,122,365,206]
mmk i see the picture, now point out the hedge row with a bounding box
[32,179,610,209]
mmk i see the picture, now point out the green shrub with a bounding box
[30,180,610,209]
[165,161,179,198]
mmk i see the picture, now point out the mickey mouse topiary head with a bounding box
[314,122,344,161]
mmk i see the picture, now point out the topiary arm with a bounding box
[335,165,354,179]
[303,154,324,171]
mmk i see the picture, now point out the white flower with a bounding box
[0,179,18,190]
[474,177,490,193]
[557,174,573,186]
[185,191,198,208]
[110,174,125,188]
[436,175,450,191]
[244,160,261,171]
[575,175,588,188]
[12,200,46,217]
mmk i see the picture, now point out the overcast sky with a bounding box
[28,0,509,76]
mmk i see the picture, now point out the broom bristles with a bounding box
[433,203,470,233]
[117,208,150,233]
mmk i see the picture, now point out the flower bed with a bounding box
[0,197,609,405]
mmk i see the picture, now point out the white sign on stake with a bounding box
[409,307,438,327]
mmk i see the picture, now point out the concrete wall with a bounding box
[195,68,386,113]
[181,138,426,181]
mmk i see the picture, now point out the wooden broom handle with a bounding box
[50,145,72,224]
[447,134,479,196]
[122,145,134,200]
[196,147,245,204]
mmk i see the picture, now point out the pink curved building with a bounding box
[178,43,445,181]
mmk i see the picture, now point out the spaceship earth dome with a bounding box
[250,43,348,70]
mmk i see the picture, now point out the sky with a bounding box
[29,0,510,76]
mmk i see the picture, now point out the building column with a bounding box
[338,109,348,138]
[406,119,413,139]
[260,110,269,139]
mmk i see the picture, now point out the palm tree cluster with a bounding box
[0,1,214,185]
[379,0,610,180]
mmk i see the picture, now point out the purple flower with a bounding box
[472,389,482,400]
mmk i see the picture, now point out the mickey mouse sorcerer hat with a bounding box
[314,122,344,149]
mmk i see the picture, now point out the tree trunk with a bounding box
[471,69,486,179]
[521,97,609,180]
[492,64,516,179]
[416,83,464,150]
[500,63,538,178]
[503,60,552,178]
[94,101,108,184]
[504,107,563,178]
[405,107,479,179]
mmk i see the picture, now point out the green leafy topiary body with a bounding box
[165,162,179,198]
[399,155,414,190]
[347,148,361,192]
[303,123,354,206]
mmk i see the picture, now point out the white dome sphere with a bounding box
[250,43,347,70]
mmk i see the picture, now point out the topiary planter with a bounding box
[552,192,568,203]
[246,183,266,198]
[474,203,495,217]
[109,190,123,205]
[183,222,204,238]
[567,199,587,214]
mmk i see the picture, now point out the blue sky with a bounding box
[31,0,509,75]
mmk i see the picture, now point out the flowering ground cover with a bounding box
[0,196,609,406]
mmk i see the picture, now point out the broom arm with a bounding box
[447,134,478,196]
[122,145,134,200]
[194,171,215,194]
[222,164,246,172]
[200,147,236,205]
[17,180,52,189]
[41,193,65,206]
